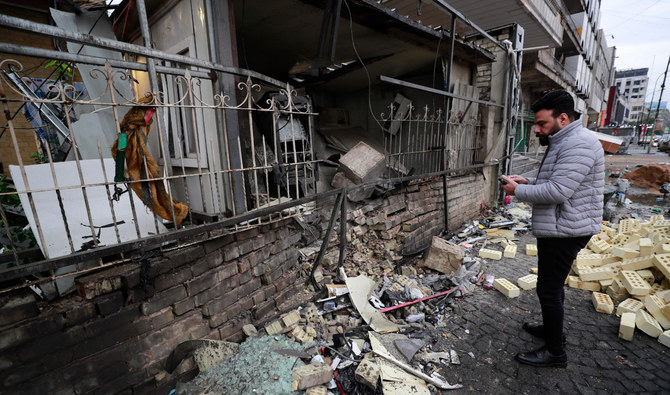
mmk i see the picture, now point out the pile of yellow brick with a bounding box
[566,216,670,348]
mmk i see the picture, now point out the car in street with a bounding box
[653,135,661,147]
[658,135,670,152]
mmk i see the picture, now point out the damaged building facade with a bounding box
[0,0,542,393]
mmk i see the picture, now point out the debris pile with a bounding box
[562,215,670,348]
[622,164,670,191]
[175,196,541,393]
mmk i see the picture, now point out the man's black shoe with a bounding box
[515,346,567,368]
[522,322,567,346]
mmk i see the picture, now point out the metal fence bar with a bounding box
[0,78,50,259]
[0,42,209,79]
[61,83,101,250]
[0,14,287,88]
[97,142,122,245]
[379,75,504,108]
[45,132,76,254]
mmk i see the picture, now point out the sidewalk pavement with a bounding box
[432,231,670,394]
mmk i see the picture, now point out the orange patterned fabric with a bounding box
[111,96,188,227]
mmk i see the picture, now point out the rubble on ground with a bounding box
[560,215,670,347]
[622,164,670,192]
[171,199,540,394]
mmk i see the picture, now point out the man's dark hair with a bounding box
[531,90,577,121]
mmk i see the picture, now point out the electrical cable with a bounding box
[342,0,387,134]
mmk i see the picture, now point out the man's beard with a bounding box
[537,121,561,146]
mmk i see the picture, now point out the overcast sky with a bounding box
[599,0,670,107]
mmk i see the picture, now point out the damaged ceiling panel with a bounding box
[234,0,494,92]
[382,0,564,48]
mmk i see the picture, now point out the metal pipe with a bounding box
[337,188,347,271]
[442,12,456,232]
[1,42,212,78]
[379,75,504,108]
[329,0,343,62]
[310,191,344,290]
[0,14,287,88]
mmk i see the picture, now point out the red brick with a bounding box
[261,267,284,286]
[252,263,266,277]
[238,238,255,255]
[203,250,224,268]
[217,262,238,281]
[264,230,276,244]
[239,270,252,285]
[208,310,228,328]
[223,244,240,261]
[218,319,244,339]
[202,289,239,317]
[63,303,97,327]
[246,250,264,267]
[222,273,241,290]
[0,293,38,326]
[274,284,297,306]
[251,289,265,305]
[154,267,193,293]
[203,233,234,254]
[253,299,276,321]
[252,234,266,250]
[274,270,299,293]
[140,285,187,316]
[94,291,125,317]
[237,257,250,273]
[264,285,277,300]
[133,307,175,335]
[236,228,259,241]
[186,269,218,296]
[240,297,254,312]
[173,298,195,316]
[238,277,262,298]
[226,301,243,318]
[264,250,287,273]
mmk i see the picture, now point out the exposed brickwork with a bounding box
[0,217,304,393]
[344,175,485,256]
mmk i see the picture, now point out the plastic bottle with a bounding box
[484,275,494,290]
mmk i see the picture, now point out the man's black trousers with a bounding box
[536,235,592,354]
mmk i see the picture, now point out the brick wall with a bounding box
[0,173,485,394]
[350,174,485,256]
[0,217,306,394]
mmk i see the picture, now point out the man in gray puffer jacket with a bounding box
[500,90,604,368]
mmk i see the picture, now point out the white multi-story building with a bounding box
[615,68,649,123]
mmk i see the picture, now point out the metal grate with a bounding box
[0,56,318,286]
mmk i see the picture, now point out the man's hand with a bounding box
[508,175,529,184]
[500,175,518,196]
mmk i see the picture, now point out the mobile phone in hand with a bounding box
[499,177,508,185]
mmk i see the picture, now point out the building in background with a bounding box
[587,29,616,129]
[615,68,649,124]
[647,101,670,131]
